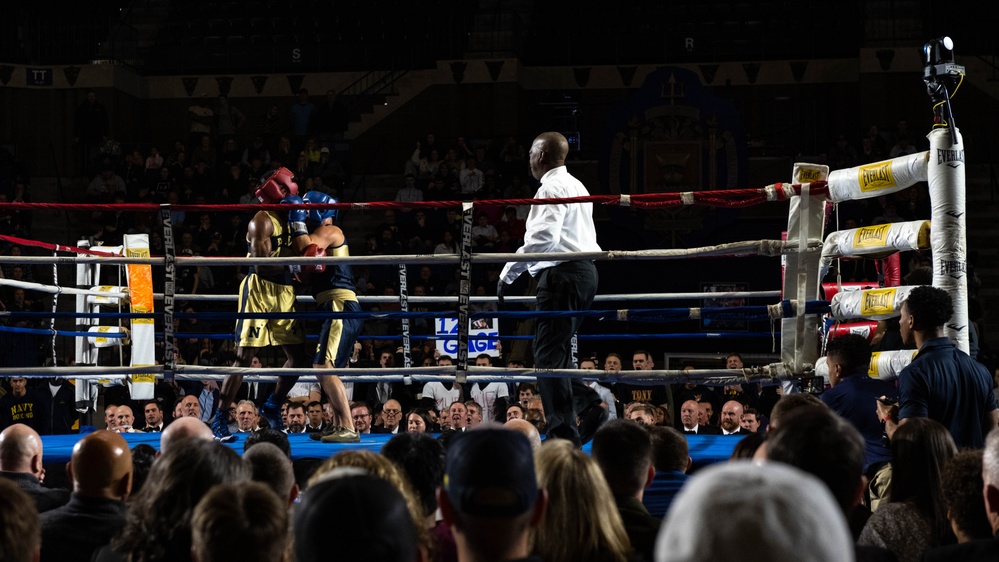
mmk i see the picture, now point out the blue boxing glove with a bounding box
[281,195,308,238]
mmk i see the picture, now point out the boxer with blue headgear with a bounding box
[302,191,339,228]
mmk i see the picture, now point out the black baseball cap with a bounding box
[443,428,538,517]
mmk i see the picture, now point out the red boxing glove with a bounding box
[302,243,326,274]
[878,253,901,288]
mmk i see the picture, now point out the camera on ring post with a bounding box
[922,36,964,143]
[922,36,963,98]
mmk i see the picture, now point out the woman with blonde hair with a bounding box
[533,439,633,562]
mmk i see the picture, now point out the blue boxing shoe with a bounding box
[259,396,284,431]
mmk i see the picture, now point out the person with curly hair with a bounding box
[877,286,997,448]
[940,450,993,543]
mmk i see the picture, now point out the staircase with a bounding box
[344,70,435,141]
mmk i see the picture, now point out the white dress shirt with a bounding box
[586,381,617,420]
[499,166,601,283]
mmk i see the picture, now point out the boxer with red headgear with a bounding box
[285,191,361,442]
[255,167,299,203]
[212,167,307,443]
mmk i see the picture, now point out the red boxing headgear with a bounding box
[255,167,299,203]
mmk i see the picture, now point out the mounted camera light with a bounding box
[922,36,964,144]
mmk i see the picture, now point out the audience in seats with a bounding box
[351,401,374,434]
[644,425,691,518]
[39,430,132,562]
[158,416,213,454]
[0,423,69,512]
[94,439,250,562]
[938,450,992,543]
[306,450,430,560]
[678,400,719,434]
[0,477,41,562]
[439,428,547,562]
[381,432,455,562]
[243,442,298,506]
[922,430,999,560]
[297,470,418,562]
[763,407,898,560]
[505,418,542,451]
[591,419,661,562]
[191,482,287,562]
[718,400,751,435]
[656,461,854,562]
[739,407,761,433]
[534,439,632,562]
[858,418,957,561]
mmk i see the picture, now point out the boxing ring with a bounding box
[1,140,962,397]
[0,39,970,464]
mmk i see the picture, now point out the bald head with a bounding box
[70,430,133,500]
[679,400,700,430]
[529,132,569,180]
[504,418,542,452]
[720,400,745,433]
[0,424,44,475]
[160,416,213,454]
[115,405,135,431]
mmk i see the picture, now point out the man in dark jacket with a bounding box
[39,430,132,562]
[591,419,661,562]
[0,423,69,512]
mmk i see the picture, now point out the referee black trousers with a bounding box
[533,259,600,445]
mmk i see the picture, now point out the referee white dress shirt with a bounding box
[499,166,601,284]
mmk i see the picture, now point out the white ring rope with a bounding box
[3,364,808,386]
[0,239,822,267]
[0,278,129,298]
[2,276,781,305]
[160,291,784,304]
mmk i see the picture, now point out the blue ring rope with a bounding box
[1,301,830,322]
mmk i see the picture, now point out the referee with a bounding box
[498,132,603,445]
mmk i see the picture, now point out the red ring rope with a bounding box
[0,182,827,213]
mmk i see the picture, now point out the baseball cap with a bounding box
[443,427,538,517]
[320,147,330,154]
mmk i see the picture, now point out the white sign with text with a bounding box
[435,318,500,358]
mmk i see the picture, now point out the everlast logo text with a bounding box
[938,260,966,278]
[854,225,890,248]
[861,289,895,316]
[858,162,896,192]
[799,169,822,182]
[937,148,964,166]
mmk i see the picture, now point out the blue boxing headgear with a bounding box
[302,191,339,227]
